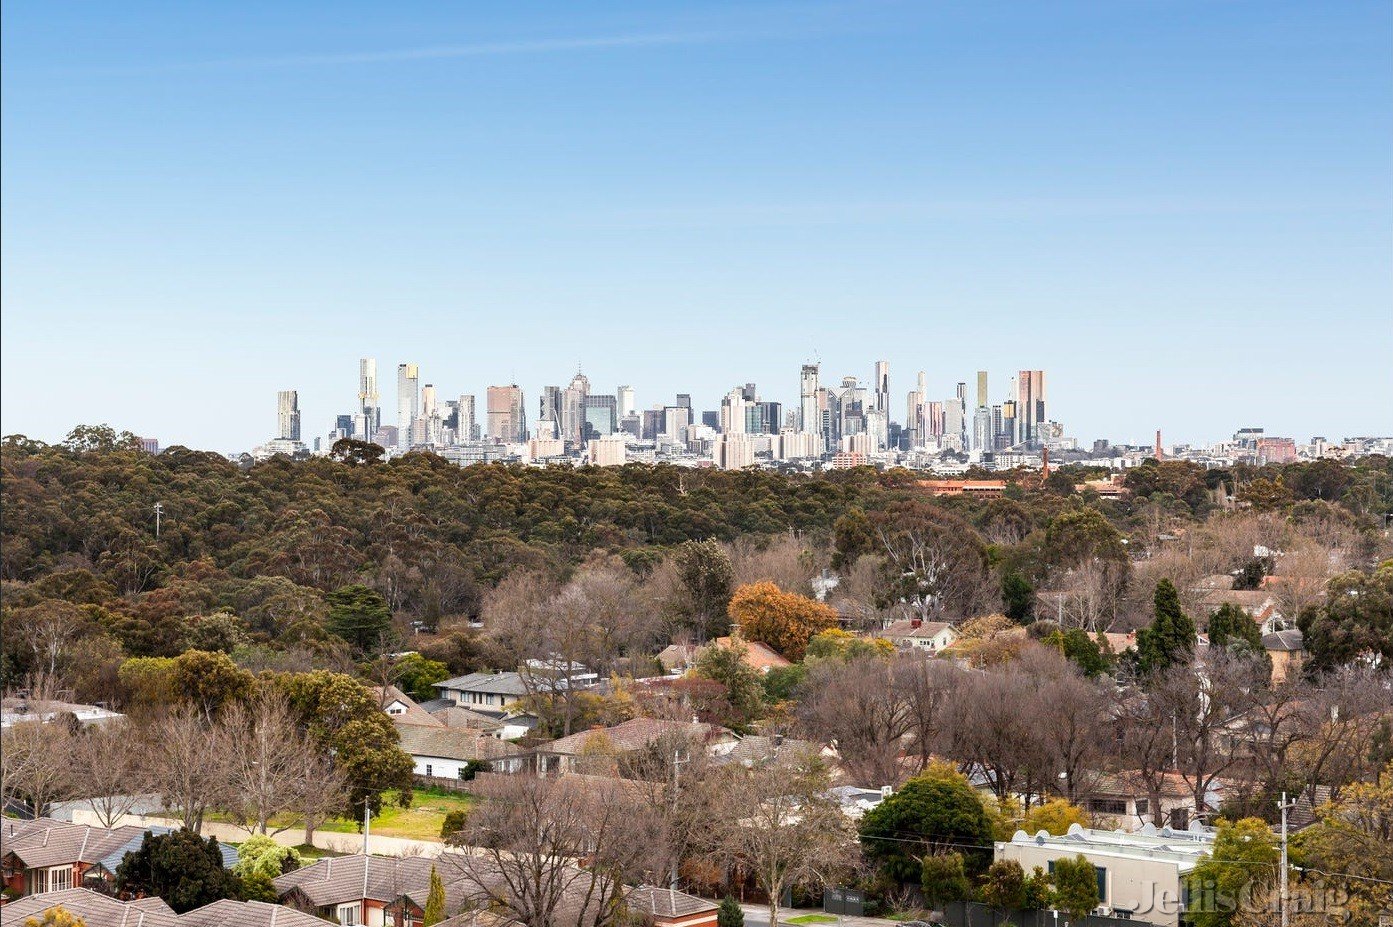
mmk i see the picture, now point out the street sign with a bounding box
[824,887,866,917]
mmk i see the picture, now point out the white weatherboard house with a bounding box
[996,823,1215,927]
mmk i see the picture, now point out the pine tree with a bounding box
[717,895,745,927]
[423,865,446,926]
[1136,579,1196,675]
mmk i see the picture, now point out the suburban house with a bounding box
[710,636,791,674]
[656,643,700,675]
[373,685,446,727]
[879,619,958,653]
[434,671,530,711]
[0,887,179,925]
[0,819,232,898]
[0,887,332,927]
[274,853,476,927]
[1081,771,1215,832]
[1262,629,1305,683]
[427,704,506,736]
[527,718,736,775]
[627,886,719,927]
[1,696,123,730]
[716,734,823,770]
[393,722,526,778]
[996,823,1216,927]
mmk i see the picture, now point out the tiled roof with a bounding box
[543,718,718,756]
[627,886,718,919]
[0,887,179,927]
[371,685,445,728]
[719,735,822,768]
[881,620,954,640]
[712,638,791,671]
[394,723,523,762]
[429,705,505,732]
[273,853,491,920]
[434,672,529,697]
[1263,629,1305,652]
[0,818,152,871]
[177,899,328,927]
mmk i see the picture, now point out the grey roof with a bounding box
[273,853,477,910]
[0,818,154,871]
[627,886,718,919]
[394,723,524,762]
[719,735,821,768]
[0,887,179,927]
[542,719,719,757]
[87,826,236,874]
[429,704,505,732]
[434,672,529,697]
[178,899,329,927]
[1262,629,1304,652]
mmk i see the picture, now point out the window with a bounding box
[337,903,362,926]
[48,866,72,892]
[1090,798,1127,815]
[1170,807,1190,829]
[1134,799,1149,815]
[1095,866,1107,905]
[28,868,48,894]
[425,764,433,777]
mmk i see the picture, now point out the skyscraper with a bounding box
[396,363,419,450]
[1016,370,1046,446]
[583,394,618,440]
[487,385,526,443]
[277,390,301,441]
[873,360,890,448]
[358,358,380,439]
[799,364,819,434]
[457,394,477,441]
[976,371,988,410]
[617,385,635,418]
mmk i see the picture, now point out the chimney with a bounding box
[911,618,922,629]
[1155,429,1163,460]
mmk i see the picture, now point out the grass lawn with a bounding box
[787,916,838,924]
[317,787,475,842]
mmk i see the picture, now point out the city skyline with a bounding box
[3,1,1390,451]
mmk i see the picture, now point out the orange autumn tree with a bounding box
[728,582,838,661]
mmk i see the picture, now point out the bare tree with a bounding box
[1,721,74,818]
[1038,670,1109,802]
[1290,666,1392,802]
[1115,690,1176,827]
[798,654,910,788]
[728,533,820,596]
[298,751,348,847]
[70,720,148,827]
[1150,653,1261,815]
[696,759,858,927]
[894,653,958,772]
[827,554,893,631]
[219,690,324,835]
[447,773,666,927]
[143,704,229,834]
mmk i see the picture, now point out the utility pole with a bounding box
[153,502,163,539]
[1279,791,1295,927]
[669,749,688,891]
[363,803,371,856]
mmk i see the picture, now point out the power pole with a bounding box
[1279,791,1293,927]
[153,502,163,539]
[669,749,688,891]
[363,802,371,857]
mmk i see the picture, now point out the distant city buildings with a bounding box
[257,355,1386,473]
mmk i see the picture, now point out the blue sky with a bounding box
[3,0,1390,452]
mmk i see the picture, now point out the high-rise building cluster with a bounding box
[266,357,1070,470]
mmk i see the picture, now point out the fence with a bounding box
[937,901,1158,927]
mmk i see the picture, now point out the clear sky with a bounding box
[3,0,1390,453]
